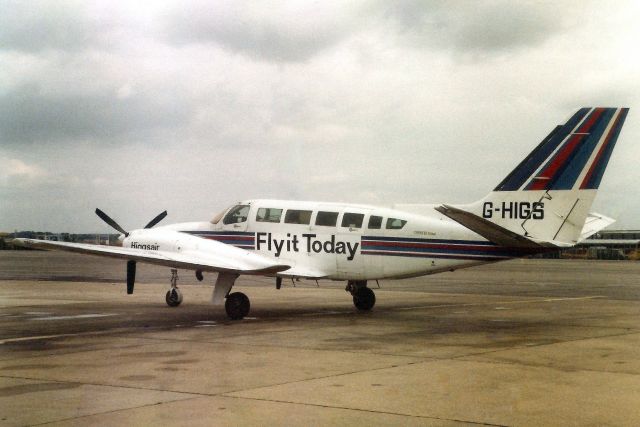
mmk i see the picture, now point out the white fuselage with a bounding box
[122,199,529,281]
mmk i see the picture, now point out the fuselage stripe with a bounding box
[361,245,516,256]
[361,236,496,246]
[183,231,256,249]
[360,250,508,261]
[361,241,501,250]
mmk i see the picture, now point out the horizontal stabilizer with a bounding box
[579,212,615,242]
[435,204,552,248]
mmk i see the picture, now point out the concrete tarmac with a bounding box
[1,252,639,426]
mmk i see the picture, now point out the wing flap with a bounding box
[14,238,290,275]
[276,265,329,279]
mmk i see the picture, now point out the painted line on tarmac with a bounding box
[540,296,606,302]
[302,310,349,316]
[396,295,605,311]
[31,313,118,321]
[0,325,141,345]
[0,332,92,345]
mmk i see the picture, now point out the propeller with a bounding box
[95,209,168,235]
[95,208,168,295]
[144,210,167,229]
[95,208,129,237]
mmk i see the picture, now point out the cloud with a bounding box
[0,83,192,145]
[0,0,638,233]
[165,0,363,62]
[0,158,45,186]
[372,0,573,56]
[0,0,101,52]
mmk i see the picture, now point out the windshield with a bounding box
[210,206,231,224]
[222,204,250,225]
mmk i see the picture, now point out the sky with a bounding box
[1,0,639,233]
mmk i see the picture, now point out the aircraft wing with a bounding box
[13,238,290,275]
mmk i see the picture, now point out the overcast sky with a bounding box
[1,0,639,233]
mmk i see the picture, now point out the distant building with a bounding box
[564,230,640,260]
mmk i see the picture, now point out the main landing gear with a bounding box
[225,292,250,320]
[346,280,375,311]
[163,269,249,320]
[165,269,183,307]
[211,272,249,321]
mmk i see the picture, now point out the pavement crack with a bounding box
[222,394,508,426]
[27,396,205,426]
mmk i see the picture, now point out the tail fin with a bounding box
[438,107,629,247]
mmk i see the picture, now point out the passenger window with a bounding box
[341,212,364,228]
[256,208,282,223]
[284,209,312,224]
[368,215,383,229]
[223,205,250,225]
[315,211,338,226]
[386,218,407,230]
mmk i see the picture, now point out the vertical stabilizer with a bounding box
[444,107,628,246]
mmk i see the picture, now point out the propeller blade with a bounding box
[144,210,167,229]
[95,208,129,236]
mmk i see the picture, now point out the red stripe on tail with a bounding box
[528,108,604,190]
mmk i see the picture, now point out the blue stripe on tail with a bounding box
[546,108,614,190]
[581,108,629,189]
[494,108,589,191]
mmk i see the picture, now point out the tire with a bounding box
[353,287,375,311]
[165,288,183,307]
[225,292,250,320]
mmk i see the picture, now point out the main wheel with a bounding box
[225,292,250,320]
[353,287,375,311]
[165,288,183,307]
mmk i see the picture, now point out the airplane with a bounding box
[15,107,629,320]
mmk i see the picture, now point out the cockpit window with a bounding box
[386,218,407,230]
[223,205,250,225]
[256,208,282,223]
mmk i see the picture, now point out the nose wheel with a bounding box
[165,269,183,307]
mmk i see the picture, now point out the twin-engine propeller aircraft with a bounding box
[16,107,629,320]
